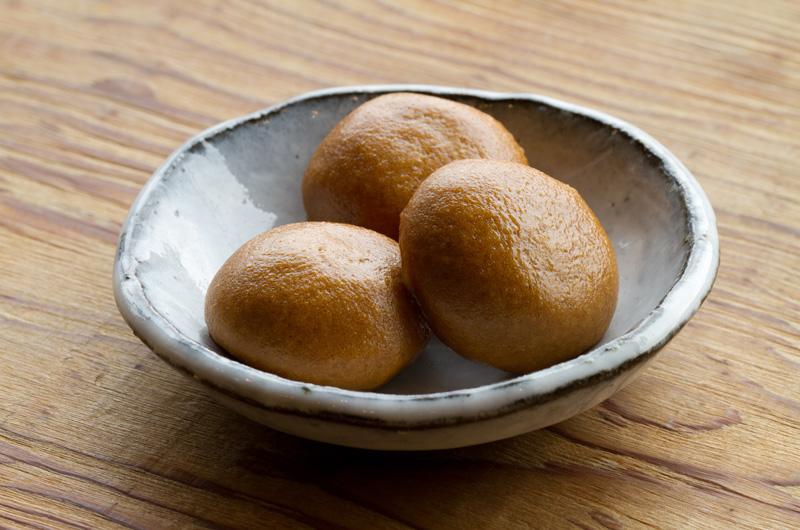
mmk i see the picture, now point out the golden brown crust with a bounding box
[205,222,430,390]
[399,159,618,373]
[303,93,527,239]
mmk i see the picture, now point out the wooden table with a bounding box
[1,1,798,528]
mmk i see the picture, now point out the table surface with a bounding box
[1,1,798,528]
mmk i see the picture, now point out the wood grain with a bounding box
[0,0,798,528]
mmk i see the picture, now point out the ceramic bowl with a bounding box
[113,85,719,450]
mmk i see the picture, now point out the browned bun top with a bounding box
[303,92,527,239]
[399,159,617,373]
[205,222,430,390]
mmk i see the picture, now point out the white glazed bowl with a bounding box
[114,85,719,450]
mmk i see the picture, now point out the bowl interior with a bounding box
[127,90,689,395]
